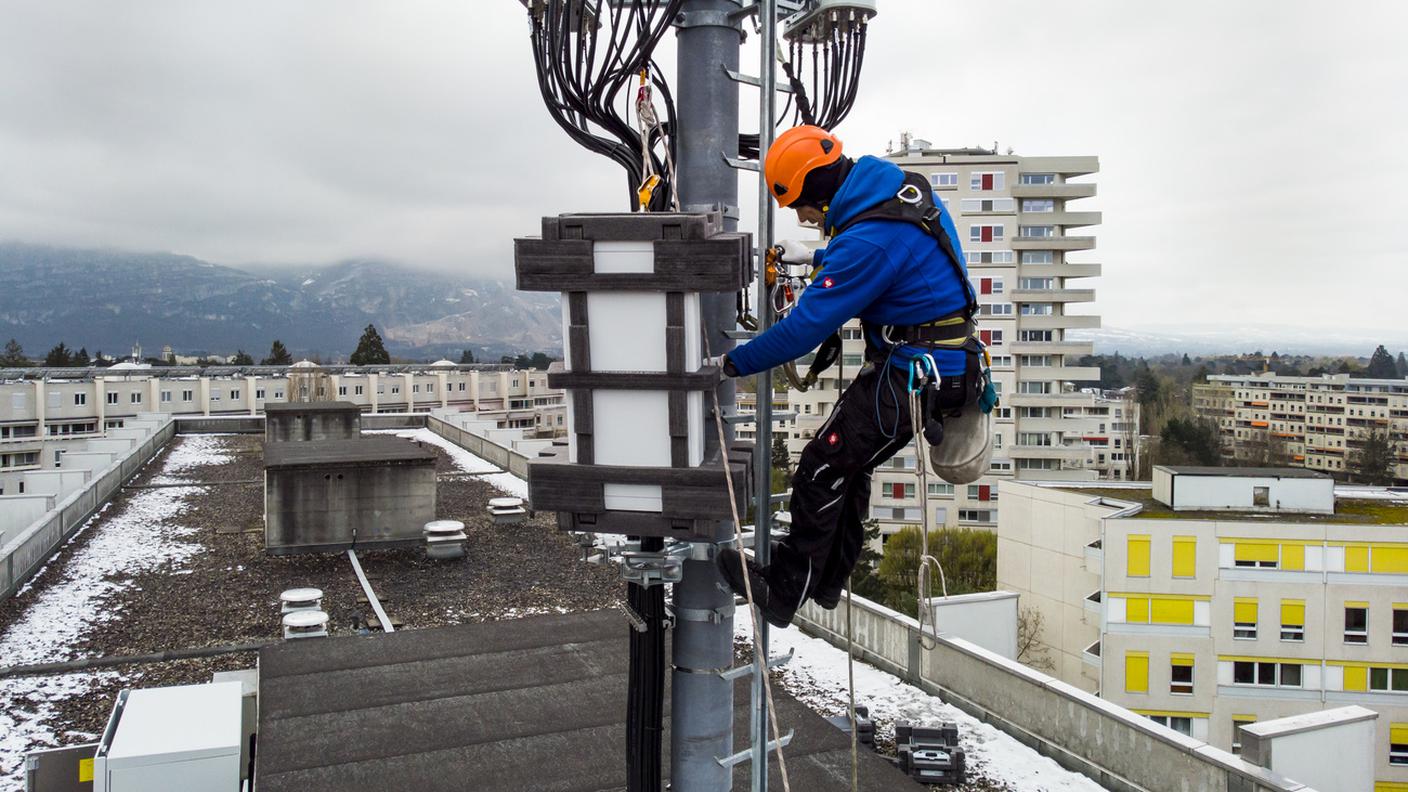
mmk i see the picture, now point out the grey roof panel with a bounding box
[263,437,436,468]
[1157,465,1330,479]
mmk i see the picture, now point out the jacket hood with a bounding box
[826,155,906,232]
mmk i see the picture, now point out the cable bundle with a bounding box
[524,0,685,211]
[625,539,667,792]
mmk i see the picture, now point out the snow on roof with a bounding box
[429,359,457,368]
[106,361,150,371]
[362,428,528,499]
[735,619,1108,792]
[289,360,319,369]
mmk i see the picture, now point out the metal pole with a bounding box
[750,2,778,791]
[673,3,741,791]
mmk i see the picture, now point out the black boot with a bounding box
[715,548,801,628]
[812,586,841,610]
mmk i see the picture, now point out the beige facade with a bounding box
[998,473,1408,790]
[0,362,564,491]
[1193,372,1408,484]
[778,140,1130,538]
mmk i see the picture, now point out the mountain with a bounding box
[1072,324,1408,358]
[0,242,560,359]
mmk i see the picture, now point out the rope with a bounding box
[845,577,858,792]
[706,340,792,792]
[908,372,947,651]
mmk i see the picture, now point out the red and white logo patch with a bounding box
[827,432,840,446]
[820,276,835,289]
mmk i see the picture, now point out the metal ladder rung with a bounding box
[715,730,795,768]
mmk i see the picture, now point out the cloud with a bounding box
[0,0,1404,334]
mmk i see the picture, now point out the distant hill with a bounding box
[0,242,561,359]
[1071,324,1408,358]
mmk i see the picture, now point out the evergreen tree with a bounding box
[1159,417,1223,467]
[72,347,91,367]
[1181,353,1192,366]
[848,519,887,603]
[458,348,476,364]
[230,350,255,366]
[0,339,27,367]
[770,431,792,475]
[261,340,293,366]
[1398,352,1408,377]
[44,342,72,367]
[876,526,996,616]
[1349,431,1396,485]
[349,324,390,366]
[1366,345,1398,379]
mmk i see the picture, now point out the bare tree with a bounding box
[1016,606,1055,672]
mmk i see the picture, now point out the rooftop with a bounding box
[262,400,362,414]
[1156,465,1330,480]
[1052,484,1408,524]
[263,436,438,468]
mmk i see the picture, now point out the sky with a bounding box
[0,1,1404,335]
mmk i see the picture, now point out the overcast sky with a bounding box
[0,1,1404,334]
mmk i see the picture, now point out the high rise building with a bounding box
[998,467,1408,788]
[784,137,1132,538]
[1193,372,1408,484]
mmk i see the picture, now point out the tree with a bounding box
[458,348,476,364]
[230,350,255,366]
[848,519,887,604]
[876,526,996,616]
[1366,345,1398,379]
[44,342,72,367]
[0,339,27,367]
[1349,431,1396,485]
[1398,352,1408,378]
[1016,606,1055,672]
[261,340,293,366]
[72,347,90,367]
[1159,416,1223,467]
[349,324,390,366]
[771,432,792,475]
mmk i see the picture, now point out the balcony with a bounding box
[1009,444,1091,460]
[1011,182,1097,200]
[1019,156,1099,177]
[1010,288,1096,304]
[1015,417,1079,433]
[1018,366,1103,382]
[1011,236,1096,252]
[1019,314,1101,331]
[1008,341,1095,356]
[1084,590,1102,617]
[1082,638,1102,669]
[1043,211,1103,228]
[1006,393,1097,408]
[1084,540,1103,576]
[1023,261,1102,279]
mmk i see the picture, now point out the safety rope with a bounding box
[635,69,679,211]
[908,369,948,650]
[706,339,793,792]
[844,577,858,792]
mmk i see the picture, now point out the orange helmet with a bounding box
[764,125,843,207]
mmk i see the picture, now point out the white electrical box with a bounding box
[93,681,243,792]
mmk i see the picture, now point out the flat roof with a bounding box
[1156,465,1330,480]
[263,401,362,414]
[1053,486,1408,524]
[256,610,921,792]
[263,437,436,468]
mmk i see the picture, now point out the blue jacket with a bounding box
[728,155,975,378]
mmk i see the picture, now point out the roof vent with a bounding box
[424,519,468,560]
[489,496,527,525]
[279,587,324,614]
[282,609,329,639]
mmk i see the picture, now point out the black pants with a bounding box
[771,361,972,603]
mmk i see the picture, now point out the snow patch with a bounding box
[0,435,228,787]
[362,428,529,498]
[735,618,1108,792]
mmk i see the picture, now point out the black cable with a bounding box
[626,536,667,792]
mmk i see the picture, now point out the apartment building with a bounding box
[0,360,564,492]
[998,466,1408,790]
[784,137,1132,537]
[1193,372,1408,484]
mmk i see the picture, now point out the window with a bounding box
[930,172,958,188]
[1125,651,1148,693]
[355,385,364,396]
[973,276,1003,295]
[969,224,1004,243]
[210,390,220,401]
[1345,603,1368,644]
[1021,199,1054,212]
[1392,724,1408,766]
[1020,250,1053,264]
[129,392,142,404]
[978,329,1003,347]
[1232,661,1301,688]
[1018,355,1053,367]
[1234,598,1258,639]
[1019,173,1054,185]
[1018,225,1055,238]
[1019,303,1053,316]
[1144,715,1193,736]
[1019,330,1055,343]
[1394,607,1408,646]
[1369,667,1408,692]
[888,482,915,499]
[957,509,994,523]
[966,250,1015,265]
[1232,541,1278,568]
[1172,536,1196,578]
[959,197,1016,213]
[927,483,954,497]
[106,392,119,405]
[978,303,1014,317]
[1017,433,1052,446]
[969,171,1006,191]
[1281,600,1305,641]
[182,390,193,402]
[160,391,171,403]
[338,386,347,396]
[412,384,420,393]
[273,390,284,399]
[391,386,400,394]
[1017,381,1051,394]
[229,389,239,401]
[1168,657,1193,696]
[1250,485,1270,507]
[1231,716,1256,754]
[73,392,86,406]
[966,484,995,501]
[256,389,265,400]
[1017,277,1055,290]
[1127,535,1150,577]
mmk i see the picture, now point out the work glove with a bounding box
[776,239,818,265]
[704,354,739,377]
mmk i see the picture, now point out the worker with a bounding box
[711,125,994,628]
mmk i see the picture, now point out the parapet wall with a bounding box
[794,594,1313,792]
[0,416,176,599]
[425,413,531,480]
